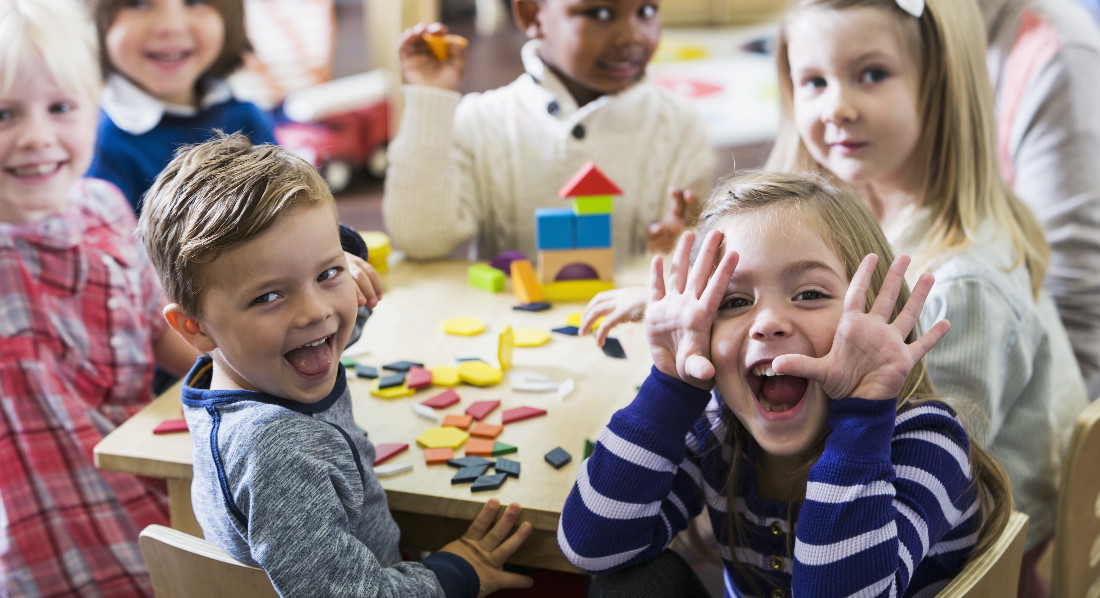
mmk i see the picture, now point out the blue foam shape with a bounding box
[536,207,575,250]
[575,213,611,248]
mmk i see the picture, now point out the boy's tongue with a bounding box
[285,340,332,377]
[760,376,809,408]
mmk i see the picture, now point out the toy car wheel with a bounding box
[322,160,354,193]
[366,145,388,178]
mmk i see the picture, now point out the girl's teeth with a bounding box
[758,397,793,413]
[11,163,59,177]
[752,365,781,377]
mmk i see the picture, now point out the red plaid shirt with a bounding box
[1,179,169,597]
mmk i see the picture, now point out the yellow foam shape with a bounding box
[416,426,469,449]
[513,328,551,347]
[566,312,604,330]
[498,325,514,371]
[442,316,486,336]
[359,231,391,273]
[430,365,460,386]
[457,360,503,387]
[370,380,415,399]
[653,40,709,63]
[541,280,614,302]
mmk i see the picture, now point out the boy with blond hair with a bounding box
[137,133,533,598]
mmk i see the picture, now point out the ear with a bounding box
[512,0,543,39]
[163,303,217,353]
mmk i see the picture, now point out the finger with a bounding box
[771,353,826,385]
[684,354,715,381]
[595,309,629,347]
[699,247,738,311]
[908,319,951,362]
[463,499,500,541]
[844,254,879,312]
[480,502,522,547]
[648,255,666,304]
[684,230,721,299]
[492,569,535,591]
[365,266,384,306]
[666,232,695,294]
[869,254,909,320]
[579,297,611,336]
[490,520,534,563]
[892,271,933,335]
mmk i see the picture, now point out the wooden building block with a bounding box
[540,280,614,302]
[467,263,505,292]
[534,208,575,250]
[510,259,544,304]
[539,248,614,284]
[572,194,614,215]
[575,213,612,249]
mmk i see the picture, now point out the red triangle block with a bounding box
[501,406,547,424]
[422,388,460,409]
[406,366,433,389]
[374,443,409,465]
[465,399,501,421]
[153,418,188,434]
[558,161,623,198]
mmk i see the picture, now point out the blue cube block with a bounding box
[535,208,575,250]
[575,213,611,248]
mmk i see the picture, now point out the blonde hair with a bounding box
[137,132,333,319]
[0,0,101,102]
[694,171,1011,592]
[766,0,1049,296]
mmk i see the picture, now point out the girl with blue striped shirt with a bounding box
[558,172,1012,597]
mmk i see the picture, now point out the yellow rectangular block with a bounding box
[537,248,614,285]
[540,280,615,302]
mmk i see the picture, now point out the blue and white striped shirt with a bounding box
[559,368,982,597]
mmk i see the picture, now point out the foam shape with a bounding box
[552,326,579,336]
[498,325,514,371]
[371,380,415,399]
[457,360,503,387]
[494,458,521,479]
[535,208,575,250]
[513,302,552,312]
[412,403,439,422]
[448,456,493,469]
[354,364,379,379]
[471,472,508,492]
[430,365,460,386]
[544,447,573,469]
[501,406,547,424]
[375,462,413,477]
[373,443,409,465]
[405,366,433,389]
[566,311,605,330]
[360,231,391,274]
[510,259,544,304]
[575,213,612,249]
[153,418,188,434]
[465,438,496,456]
[491,442,518,456]
[572,194,614,215]
[584,439,596,459]
[424,447,454,465]
[490,250,526,275]
[602,337,627,359]
[513,328,551,347]
[421,388,460,409]
[558,161,623,198]
[442,414,474,430]
[378,373,406,388]
[442,316,486,336]
[468,263,505,292]
[417,426,469,449]
[465,400,501,421]
[557,378,576,400]
[451,463,491,484]
[469,422,503,439]
[384,360,424,372]
[541,280,614,302]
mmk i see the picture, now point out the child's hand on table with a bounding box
[580,285,647,347]
[439,499,534,597]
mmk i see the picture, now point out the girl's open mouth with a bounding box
[747,363,810,416]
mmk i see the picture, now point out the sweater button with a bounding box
[571,123,586,139]
[547,101,560,115]
[769,555,784,571]
[769,522,783,536]
[769,590,786,598]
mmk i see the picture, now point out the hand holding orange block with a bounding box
[423,32,468,61]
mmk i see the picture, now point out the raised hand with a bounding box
[438,499,534,597]
[579,285,647,347]
[645,230,738,389]
[344,252,382,309]
[397,23,466,90]
[772,254,950,401]
[645,188,698,254]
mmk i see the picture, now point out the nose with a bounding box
[16,112,56,151]
[822,84,857,123]
[151,0,187,34]
[293,287,333,329]
[749,303,793,340]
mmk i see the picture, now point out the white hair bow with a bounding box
[895,0,925,17]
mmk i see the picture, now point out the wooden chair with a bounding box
[936,511,1029,597]
[139,525,279,598]
[1051,398,1100,598]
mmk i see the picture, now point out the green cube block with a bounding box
[572,195,614,215]
[467,263,505,292]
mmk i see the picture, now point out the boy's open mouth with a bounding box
[284,335,334,378]
[747,362,809,414]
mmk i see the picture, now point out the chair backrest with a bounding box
[1052,398,1100,598]
[936,511,1030,597]
[139,525,280,598]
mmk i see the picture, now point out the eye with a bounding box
[121,0,150,8]
[639,4,658,19]
[49,102,74,115]
[185,0,210,5]
[585,6,613,21]
[317,267,341,283]
[802,75,826,90]
[251,291,279,305]
[719,296,752,310]
[793,289,829,301]
[860,68,888,84]
[0,108,13,122]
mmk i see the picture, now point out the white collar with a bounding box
[519,39,645,117]
[100,74,234,135]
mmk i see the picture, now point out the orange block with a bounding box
[465,438,496,456]
[510,259,544,304]
[442,414,474,430]
[469,422,503,439]
[424,447,454,465]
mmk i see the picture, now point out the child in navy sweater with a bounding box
[559,172,1012,597]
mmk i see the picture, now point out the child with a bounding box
[767,0,1087,592]
[558,171,1012,597]
[0,0,200,594]
[85,0,276,214]
[137,133,534,598]
[383,0,716,262]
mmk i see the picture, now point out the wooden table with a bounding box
[94,259,654,572]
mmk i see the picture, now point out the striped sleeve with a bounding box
[558,367,714,573]
[793,398,978,597]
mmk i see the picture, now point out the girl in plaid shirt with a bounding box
[0,1,200,595]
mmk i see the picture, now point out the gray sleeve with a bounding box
[233,420,450,598]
